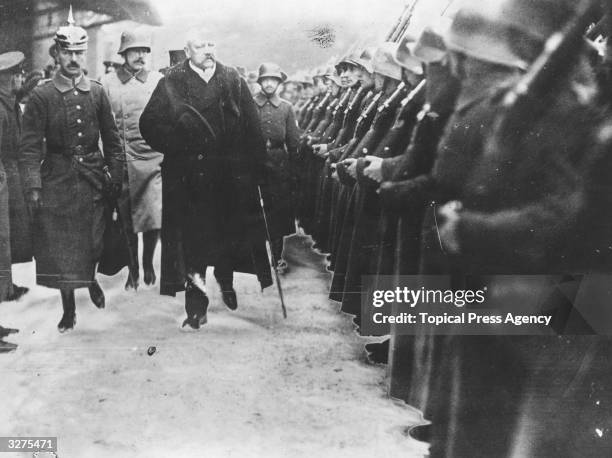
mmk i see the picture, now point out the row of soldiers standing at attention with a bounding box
[289,0,612,455]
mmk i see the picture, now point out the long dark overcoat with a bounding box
[139,60,272,296]
[0,88,32,264]
[19,73,124,290]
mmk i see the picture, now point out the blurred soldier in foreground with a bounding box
[19,9,124,332]
[0,51,31,302]
[139,28,272,329]
[101,29,164,291]
[254,63,300,273]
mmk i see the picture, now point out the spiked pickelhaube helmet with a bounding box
[54,6,88,51]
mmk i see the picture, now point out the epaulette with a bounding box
[38,78,52,86]
[89,78,103,86]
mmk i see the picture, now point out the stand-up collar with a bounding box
[53,71,91,93]
[254,92,282,107]
[116,65,150,84]
[188,60,217,83]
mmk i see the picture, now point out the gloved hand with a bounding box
[27,188,42,212]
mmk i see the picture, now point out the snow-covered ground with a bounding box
[1,236,427,458]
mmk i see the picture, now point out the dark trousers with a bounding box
[189,260,234,289]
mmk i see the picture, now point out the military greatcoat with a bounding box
[253,92,299,240]
[19,72,123,290]
[101,66,163,233]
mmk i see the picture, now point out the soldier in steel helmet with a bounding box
[254,63,300,273]
[101,29,164,291]
[18,8,124,333]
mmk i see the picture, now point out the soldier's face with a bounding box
[186,38,216,70]
[357,68,374,89]
[260,77,281,96]
[10,70,24,94]
[339,65,359,87]
[57,49,86,78]
[124,48,149,72]
[326,79,341,97]
[313,77,327,95]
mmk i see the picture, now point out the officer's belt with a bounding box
[47,145,99,156]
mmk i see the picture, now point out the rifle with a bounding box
[386,3,412,42]
[304,91,332,134]
[373,79,427,158]
[501,0,601,115]
[350,82,409,160]
[392,0,420,43]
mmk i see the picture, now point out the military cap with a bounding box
[372,42,405,80]
[445,0,575,70]
[292,71,313,86]
[54,6,88,51]
[411,19,451,64]
[247,70,259,83]
[257,63,288,83]
[335,42,362,70]
[117,28,152,54]
[169,49,186,66]
[353,46,376,74]
[323,66,342,86]
[0,51,25,73]
[393,33,425,74]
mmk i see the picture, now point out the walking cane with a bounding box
[257,185,288,318]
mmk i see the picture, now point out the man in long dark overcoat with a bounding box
[139,29,272,329]
[19,11,124,332]
[0,51,29,303]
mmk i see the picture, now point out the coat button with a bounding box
[79,157,83,162]
[76,105,81,110]
[74,91,78,95]
[197,154,203,160]
[77,119,82,124]
[77,132,83,137]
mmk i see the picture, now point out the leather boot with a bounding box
[58,289,76,333]
[182,279,209,329]
[88,280,105,309]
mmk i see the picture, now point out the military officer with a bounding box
[254,63,300,273]
[101,29,164,291]
[19,9,124,332]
